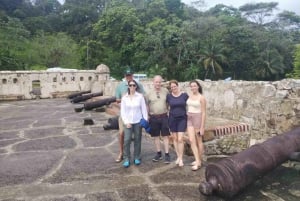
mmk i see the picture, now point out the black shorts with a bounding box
[149,115,170,137]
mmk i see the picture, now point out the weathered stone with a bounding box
[0,97,299,201]
[0,151,63,187]
[0,131,19,140]
[224,90,235,108]
[24,127,65,139]
[0,139,24,148]
[203,130,214,142]
[14,136,76,152]
[276,90,289,99]
[262,84,276,97]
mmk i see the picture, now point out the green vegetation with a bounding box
[0,0,299,81]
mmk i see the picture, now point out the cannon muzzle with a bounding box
[200,127,300,198]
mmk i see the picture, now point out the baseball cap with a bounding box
[124,68,134,75]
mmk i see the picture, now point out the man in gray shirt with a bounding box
[146,75,170,163]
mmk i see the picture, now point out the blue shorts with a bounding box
[168,115,187,133]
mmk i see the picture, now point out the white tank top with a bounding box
[187,98,201,113]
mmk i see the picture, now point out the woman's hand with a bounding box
[200,128,205,136]
[126,123,132,128]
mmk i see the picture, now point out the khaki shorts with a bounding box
[118,116,124,133]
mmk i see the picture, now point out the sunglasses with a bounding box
[129,84,136,87]
[156,92,160,99]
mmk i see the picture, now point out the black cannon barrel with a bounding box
[84,97,116,110]
[71,92,103,103]
[67,90,91,99]
[199,127,300,198]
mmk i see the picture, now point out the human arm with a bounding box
[200,95,207,135]
[141,95,148,121]
[115,84,122,103]
[120,96,130,126]
[115,82,127,103]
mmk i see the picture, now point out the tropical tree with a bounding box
[287,44,300,78]
[30,31,81,69]
[183,63,202,80]
[293,44,300,78]
[239,2,278,25]
[60,0,106,41]
[0,16,31,70]
[93,1,141,78]
[148,64,167,78]
[199,43,227,80]
[254,48,284,80]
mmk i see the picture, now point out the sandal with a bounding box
[115,154,123,163]
[191,164,201,171]
[190,161,197,166]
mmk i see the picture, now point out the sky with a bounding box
[57,0,300,15]
[182,0,300,14]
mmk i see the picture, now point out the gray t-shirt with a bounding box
[146,87,169,115]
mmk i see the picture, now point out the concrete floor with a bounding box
[0,99,299,201]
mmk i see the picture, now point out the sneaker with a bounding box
[134,159,141,166]
[164,154,170,164]
[123,160,130,168]
[152,153,162,162]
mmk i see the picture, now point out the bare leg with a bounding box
[187,127,201,167]
[196,134,204,163]
[163,136,169,153]
[154,136,161,152]
[172,133,179,164]
[115,131,124,162]
[177,132,185,167]
[116,117,124,162]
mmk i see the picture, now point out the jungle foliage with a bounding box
[0,0,300,81]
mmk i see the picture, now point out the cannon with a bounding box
[71,92,103,103]
[84,97,116,110]
[103,116,119,130]
[199,127,300,198]
[67,90,91,99]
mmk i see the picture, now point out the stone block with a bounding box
[203,130,215,142]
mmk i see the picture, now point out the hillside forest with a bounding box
[0,0,300,81]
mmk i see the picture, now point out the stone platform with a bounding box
[0,99,299,201]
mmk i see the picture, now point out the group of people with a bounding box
[114,68,206,171]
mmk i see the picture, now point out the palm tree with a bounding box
[198,43,227,80]
[255,48,285,80]
[148,64,167,78]
[184,63,201,80]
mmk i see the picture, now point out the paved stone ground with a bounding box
[0,99,299,201]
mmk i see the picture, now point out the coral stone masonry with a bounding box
[1,65,299,154]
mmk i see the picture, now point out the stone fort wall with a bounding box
[0,65,109,100]
[106,79,300,154]
[1,66,300,154]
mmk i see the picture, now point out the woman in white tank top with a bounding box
[186,80,206,171]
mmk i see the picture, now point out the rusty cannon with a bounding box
[71,92,103,103]
[67,90,91,99]
[199,127,300,198]
[84,96,116,110]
